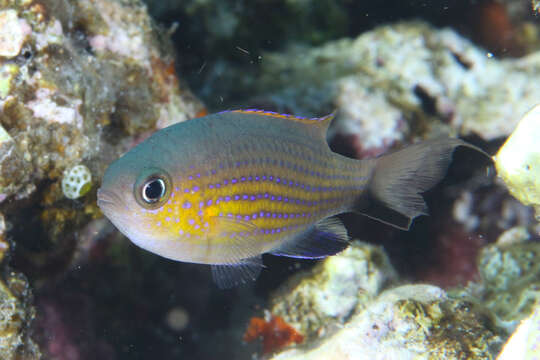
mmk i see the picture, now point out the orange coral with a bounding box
[244,315,304,354]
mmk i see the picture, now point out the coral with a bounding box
[244,313,304,355]
[270,241,397,340]
[0,0,204,201]
[270,285,503,360]
[0,0,205,279]
[0,2,206,355]
[495,104,540,219]
[61,164,92,200]
[0,271,40,360]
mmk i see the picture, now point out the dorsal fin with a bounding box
[230,109,336,134]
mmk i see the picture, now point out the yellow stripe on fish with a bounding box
[97,109,484,288]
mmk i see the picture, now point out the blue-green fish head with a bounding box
[98,136,182,259]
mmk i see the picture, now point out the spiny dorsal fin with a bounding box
[230,109,336,133]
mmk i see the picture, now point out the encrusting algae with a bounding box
[98,109,486,288]
[244,313,304,355]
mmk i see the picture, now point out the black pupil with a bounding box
[144,179,164,202]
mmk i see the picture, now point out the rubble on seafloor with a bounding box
[269,242,398,341]
[270,284,504,360]
[265,229,540,359]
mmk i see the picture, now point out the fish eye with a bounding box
[142,178,166,204]
[134,169,172,209]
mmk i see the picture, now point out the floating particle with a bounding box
[165,306,189,332]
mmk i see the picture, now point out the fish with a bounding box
[97,109,481,289]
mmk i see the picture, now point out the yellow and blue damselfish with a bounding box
[97,109,480,288]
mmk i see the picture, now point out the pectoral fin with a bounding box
[207,216,263,263]
[211,256,263,289]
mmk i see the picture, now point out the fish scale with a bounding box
[164,138,367,245]
[98,109,482,288]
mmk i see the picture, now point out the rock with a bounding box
[271,284,503,360]
[0,0,205,278]
[0,9,30,58]
[475,227,540,331]
[497,303,540,360]
[0,1,206,356]
[0,0,205,203]
[270,241,398,340]
[234,21,540,156]
[0,271,40,360]
[494,104,540,219]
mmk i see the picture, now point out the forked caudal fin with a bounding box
[355,138,487,230]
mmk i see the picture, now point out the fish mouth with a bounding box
[96,188,125,213]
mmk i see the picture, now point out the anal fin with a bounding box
[271,217,349,259]
[211,256,263,289]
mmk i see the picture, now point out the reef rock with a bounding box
[495,104,540,219]
[270,241,398,341]
[0,0,205,279]
[0,0,204,203]
[497,303,540,360]
[271,284,503,360]
[475,226,540,331]
[0,271,40,360]
[241,21,540,156]
[0,1,205,355]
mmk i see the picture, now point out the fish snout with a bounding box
[96,188,124,212]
